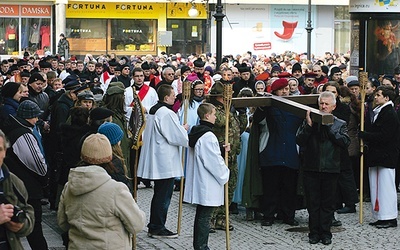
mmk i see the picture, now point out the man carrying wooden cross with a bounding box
[296,91,350,246]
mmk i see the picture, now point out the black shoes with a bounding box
[375,219,397,229]
[309,236,331,245]
[331,218,342,227]
[229,202,239,215]
[283,219,299,226]
[261,219,274,226]
[336,206,356,214]
[148,228,178,239]
[369,220,384,226]
[309,237,319,244]
[321,238,332,245]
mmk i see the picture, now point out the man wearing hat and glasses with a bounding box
[3,100,48,249]
[111,64,132,88]
[193,58,213,95]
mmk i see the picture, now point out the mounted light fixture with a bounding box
[188,0,199,17]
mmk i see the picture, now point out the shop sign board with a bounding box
[66,2,166,18]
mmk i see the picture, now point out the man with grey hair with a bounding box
[152,67,175,90]
[296,91,350,246]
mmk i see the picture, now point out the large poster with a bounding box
[367,20,400,75]
[220,4,317,55]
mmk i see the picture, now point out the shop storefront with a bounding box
[166,2,208,55]
[0,4,52,56]
[349,0,400,76]
[65,1,208,57]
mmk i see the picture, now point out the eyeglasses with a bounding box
[194,89,204,92]
[166,73,175,76]
[123,68,130,70]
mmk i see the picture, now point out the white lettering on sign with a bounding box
[0,7,15,14]
[22,7,50,15]
[115,5,154,11]
[68,4,106,10]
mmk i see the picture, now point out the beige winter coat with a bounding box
[58,165,145,250]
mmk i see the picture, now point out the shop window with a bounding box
[167,19,205,55]
[0,18,19,55]
[110,19,156,52]
[21,18,51,56]
[334,6,350,54]
[66,18,107,54]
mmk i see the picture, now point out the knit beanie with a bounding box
[98,122,123,145]
[81,133,112,164]
[17,100,43,119]
[1,82,20,98]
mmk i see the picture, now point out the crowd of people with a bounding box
[0,47,399,249]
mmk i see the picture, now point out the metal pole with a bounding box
[305,0,313,61]
[213,0,225,69]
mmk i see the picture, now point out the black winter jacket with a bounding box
[296,117,350,173]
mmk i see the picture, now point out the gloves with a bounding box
[358,131,367,139]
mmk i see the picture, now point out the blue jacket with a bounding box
[257,107,303,169]
[0,97,19,119]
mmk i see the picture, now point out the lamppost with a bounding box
[213,0,225,69]
[305,0,313,60]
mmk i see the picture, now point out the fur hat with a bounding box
[238,63,251,73]
[141,61,150,70]
[193,58,205,67]
[81,134,112,164]
[271,78,289,92]
[98,122,123,146]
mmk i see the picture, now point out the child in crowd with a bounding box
[184,103,230,250]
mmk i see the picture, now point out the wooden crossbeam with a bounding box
[232,94,334,125]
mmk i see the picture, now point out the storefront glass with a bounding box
[21,18,51,54]
[110,19,156,52]
[167,19,205,56]
[66,18,107,55]
[0,18,18,54]
[334,6,350,54]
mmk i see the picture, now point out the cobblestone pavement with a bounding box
[23,186,400,249]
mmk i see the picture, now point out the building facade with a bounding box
[0,0,350,58]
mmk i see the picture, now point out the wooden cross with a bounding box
[232,94,334,125]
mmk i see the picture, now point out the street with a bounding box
[26,186,399,249]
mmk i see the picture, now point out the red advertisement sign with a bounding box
[254,42,271,50]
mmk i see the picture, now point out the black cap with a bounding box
[90,107,114,121]
[28,72,45,85]
[64,80,81,91]
[39,61,51,69]
[193,58,205,67]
